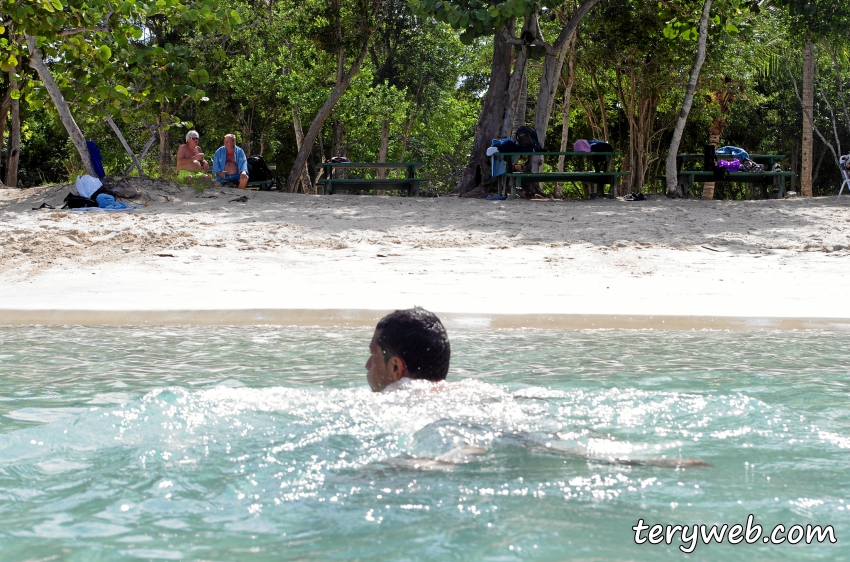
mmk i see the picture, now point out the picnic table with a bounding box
[662,154,794,198]
[492,151,629,199]
[317,162,426,196]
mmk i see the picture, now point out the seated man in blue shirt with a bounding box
[212,134,249,189]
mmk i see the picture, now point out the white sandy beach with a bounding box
[2,180,850,328]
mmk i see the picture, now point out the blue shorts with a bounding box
[215,173,243,184]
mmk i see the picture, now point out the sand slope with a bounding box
[2,181,850,326]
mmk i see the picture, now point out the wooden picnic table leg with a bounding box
[513,177,519,200]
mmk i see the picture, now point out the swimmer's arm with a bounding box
[545,440,711,468]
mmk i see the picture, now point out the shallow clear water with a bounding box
[0,326,848,560]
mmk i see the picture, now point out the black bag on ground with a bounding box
[62,193,98,209]
[247,155,271,182]
[515,126,541,152]
[590,142,614,173]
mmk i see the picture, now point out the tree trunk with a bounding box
[293,107,314,194]
[0,88,11,187]
[332,119,345,158]
[590,72,609,142]
[5,68,20,187]
[530,0,602,188]
[801,40,814,197]
[530,42,569,185]
[665,0,712,197]
[241,108,253,156]
[24,33,94,176]
[157,101,171,176]
[556,32,577,198]
[501,17,533,138]
[457,25,514,197]
[377,118,389,195]
[285,0,380,194]
[106,114,144,176]
[615,62,660,195]
[532,0,601,149]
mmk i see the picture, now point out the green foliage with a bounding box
[9,0,850,198]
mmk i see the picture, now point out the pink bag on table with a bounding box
[716,158,741,172]
[573,139,591,152]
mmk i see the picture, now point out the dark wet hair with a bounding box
[375,307,450,382]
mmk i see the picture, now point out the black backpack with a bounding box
[62,193,99,209]
[247,155,271,182]
[590,141,614,173]
[515,126,541,152]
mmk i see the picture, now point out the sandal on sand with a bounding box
[32,202,55,210]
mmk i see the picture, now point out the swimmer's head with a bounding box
[366,307,451,392]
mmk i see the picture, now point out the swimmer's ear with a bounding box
[387,356,407,381]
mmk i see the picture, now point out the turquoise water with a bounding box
[0,326,848,560]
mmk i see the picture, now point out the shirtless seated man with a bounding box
[175,130,210,179]
[212,133,249,190]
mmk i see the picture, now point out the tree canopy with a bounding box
[3,0,850,198]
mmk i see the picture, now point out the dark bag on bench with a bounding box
[515,126,541,152]
[247,155,272,182]
[590,141,614,173]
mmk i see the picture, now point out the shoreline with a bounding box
[3,308,850,331]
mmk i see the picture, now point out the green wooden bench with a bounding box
[317,162,426,196]
[675,170,795,199]
[493,151,629,199]
[657,154,793,198]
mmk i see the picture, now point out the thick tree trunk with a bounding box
[25,33,95,176]
[106,114,144,176]
[500,18,533,138]
[293,107,314,194]
[801,40,814,197]
[666,0,711,197]
[6,69,20,187]
[457,26,513,197]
